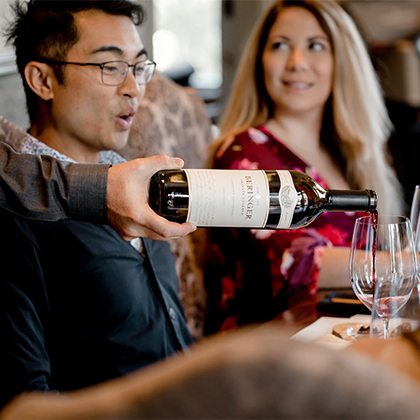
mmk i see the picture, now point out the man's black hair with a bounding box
[3,0,145,122]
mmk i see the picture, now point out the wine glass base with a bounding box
[370,319,417,339]
[332,323,370,341]
[346,323,371,340]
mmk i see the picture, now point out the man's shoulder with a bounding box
[0,116,31,151]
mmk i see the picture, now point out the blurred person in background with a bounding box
[205,0,404,334]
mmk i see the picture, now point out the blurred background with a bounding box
[1,0,420,204]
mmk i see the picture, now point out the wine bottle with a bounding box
[148,169,377,229]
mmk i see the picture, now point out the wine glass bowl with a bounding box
[409,185,420,273]
[350,217,376,311]
[409,185,420,247]
[349,215,417,339]
[373,278,412,319]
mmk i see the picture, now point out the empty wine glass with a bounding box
[408,185,420,329]
[410,185,420,253]
[349,215,417,339]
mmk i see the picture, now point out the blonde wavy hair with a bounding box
[213,0,404,216]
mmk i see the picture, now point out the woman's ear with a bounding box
[24,62,55,101]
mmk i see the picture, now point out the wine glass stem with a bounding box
[383,318,390,339]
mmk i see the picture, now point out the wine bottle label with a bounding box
[184,169,270,227]
[276,170,298,229]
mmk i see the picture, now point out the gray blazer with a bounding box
[0,117,108,223]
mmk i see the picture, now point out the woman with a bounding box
[204,0,404,334]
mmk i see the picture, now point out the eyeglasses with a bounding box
[42,59,156,86]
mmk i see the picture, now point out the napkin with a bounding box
[291,315,371,350]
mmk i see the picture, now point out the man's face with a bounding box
[46,11,146,163]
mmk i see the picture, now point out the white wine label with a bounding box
[184,169,270,227]
[276,170,298,229]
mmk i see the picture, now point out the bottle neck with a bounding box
[327,189,377,213]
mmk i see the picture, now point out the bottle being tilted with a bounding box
[148,169,377,229]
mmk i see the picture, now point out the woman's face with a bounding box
[262,6,334,118]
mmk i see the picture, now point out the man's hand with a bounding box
[107,155,196,241]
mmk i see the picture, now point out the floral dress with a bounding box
[204,126,361,334]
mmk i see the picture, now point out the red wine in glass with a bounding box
[371,209,378,292]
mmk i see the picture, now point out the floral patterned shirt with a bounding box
[204,126,361,334]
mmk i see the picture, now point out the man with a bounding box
[0,122,195,241]
[0,0,194,408]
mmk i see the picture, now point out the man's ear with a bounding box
[24,62,56,100]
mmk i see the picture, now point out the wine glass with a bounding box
[408,185,420,328]
[410,185,420,253]
[349,215,417,339]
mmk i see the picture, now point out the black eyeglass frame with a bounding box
[41,59,157,86]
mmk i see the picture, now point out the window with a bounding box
[153,0,222,90]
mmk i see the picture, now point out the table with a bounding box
[269,288,362,336]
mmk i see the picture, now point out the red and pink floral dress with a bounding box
[204,126,361,334]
